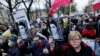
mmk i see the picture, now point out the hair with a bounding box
[18,22,25,27]
[17,38,24,44]
[49,36,54,40]
[33,35,40,38]
[68,31,82,40]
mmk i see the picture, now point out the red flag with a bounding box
[92,0,100,10]
[61,0,72,5]
[50,0,72,16]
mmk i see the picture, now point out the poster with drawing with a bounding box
[12,9,30,29]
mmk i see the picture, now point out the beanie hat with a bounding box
[9,36,17,42]
[2,29,11,38]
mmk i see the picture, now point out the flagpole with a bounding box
[69,3,72,26]
[64,6,67,14]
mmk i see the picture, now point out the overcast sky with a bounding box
[33,0,90,11]
[0,0,92,11]
[31,0,90,11]
[74,0,90,11]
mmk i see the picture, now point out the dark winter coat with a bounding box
[28,38,50,56]
[51,42,95,56]
[8,47,20,56]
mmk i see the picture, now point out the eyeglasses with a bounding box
[69,38,80,41]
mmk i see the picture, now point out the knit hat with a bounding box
[2,29,11,38]
[9,36,17,42]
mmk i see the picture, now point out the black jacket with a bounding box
[51,42,95,56]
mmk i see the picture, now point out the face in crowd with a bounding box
[68,31,82,48]
[31,27,37,35]
[33,36,42,45]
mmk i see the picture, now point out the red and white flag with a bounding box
[92,0,100,10]
[49,0,72,16]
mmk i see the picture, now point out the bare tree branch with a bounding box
[26,0,33,20]
[22,0,28,9]
[17,3,21,8]
[10,0,16,6]
[28,0,33,9]
[12,2,22,9]
[6,0,9,3]
[0,2,9,8]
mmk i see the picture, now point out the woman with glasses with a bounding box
[51,31,95,56]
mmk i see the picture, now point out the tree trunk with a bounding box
[49,0,51,8]
[8,0,15,23]
[27,8,30,21]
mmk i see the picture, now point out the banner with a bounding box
[82,39,95,50]
[12,9,31,29]
[92,0,100,10]
[50,0,72,16]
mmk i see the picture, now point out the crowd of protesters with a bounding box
[0,11,100,56]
